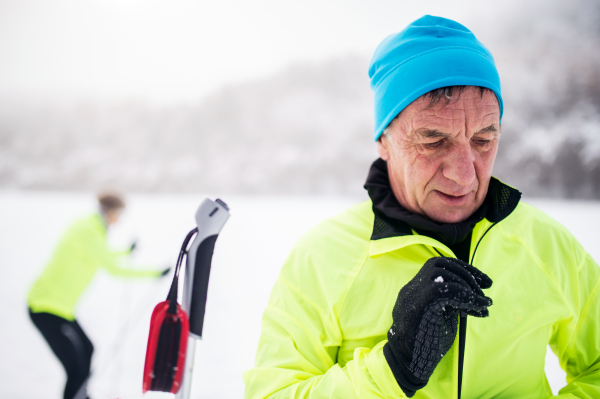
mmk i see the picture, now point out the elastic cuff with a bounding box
[383,342,428,397]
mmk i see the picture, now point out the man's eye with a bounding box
[472,139,491,147]
[424,140,445,149]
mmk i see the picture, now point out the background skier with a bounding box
[27,193,170,399]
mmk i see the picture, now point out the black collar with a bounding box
[364,158,521,246]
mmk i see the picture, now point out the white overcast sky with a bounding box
[0,0,520,104]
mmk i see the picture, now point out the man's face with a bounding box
[105,209,123,226]
[377,86,501,223]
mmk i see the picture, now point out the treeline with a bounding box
[490,0,600,198]
[0,0,598,198]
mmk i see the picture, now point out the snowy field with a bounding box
[1,192,598,399]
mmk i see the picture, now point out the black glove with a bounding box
[384,257,493,397]
[159,267,171,277]
[130,241,137,253]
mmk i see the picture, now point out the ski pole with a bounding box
[176,198,230,399]
[71,271,170,398]
[93,277,168,382]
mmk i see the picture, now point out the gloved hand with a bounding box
[129,241,137,253]
[159,267,171,278]
[384,257,493,397]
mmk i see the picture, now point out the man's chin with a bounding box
[423,206,475,224]
[422,191,480,223]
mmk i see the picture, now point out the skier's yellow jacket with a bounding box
[28,213,161,320]
[244,196,600,398]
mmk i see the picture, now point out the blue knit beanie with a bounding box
[369,15,503,141]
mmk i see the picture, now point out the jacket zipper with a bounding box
[434,220,500,399]
[457,313,467,399]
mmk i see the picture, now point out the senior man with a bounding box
[244,16,600,398]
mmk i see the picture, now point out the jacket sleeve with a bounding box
[549,249,600,398]
[243,275,406,398]
[87,230,161,278]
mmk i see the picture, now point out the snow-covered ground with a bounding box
[0,192,598,398]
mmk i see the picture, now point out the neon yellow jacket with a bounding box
[28,213,161,320]
[244,200,600,398]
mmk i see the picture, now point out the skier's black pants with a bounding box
[29,309,93,399]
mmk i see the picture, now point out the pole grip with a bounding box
[177,198,229,399]
[182,198,230,338]
[187,234,218,336]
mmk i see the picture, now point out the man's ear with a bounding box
[377,135,391,161]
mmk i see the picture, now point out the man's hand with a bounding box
[159,267,171,277]
[384,257,493,397]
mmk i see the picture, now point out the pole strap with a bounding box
[167,227,198,314]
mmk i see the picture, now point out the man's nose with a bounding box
[442,143,476,187]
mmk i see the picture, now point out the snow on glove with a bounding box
[383,257,493,397]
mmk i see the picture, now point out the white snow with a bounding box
[0,192,597,398]
[434,276,444,283]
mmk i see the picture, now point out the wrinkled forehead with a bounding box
[403,88,501,131]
